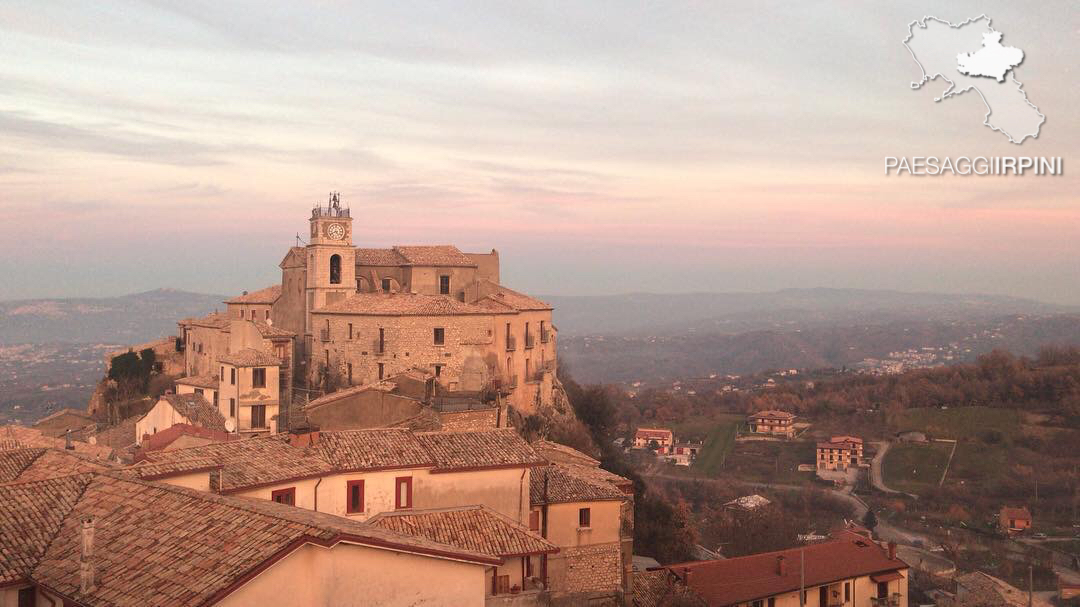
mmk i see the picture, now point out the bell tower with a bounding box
[305,192,356,334]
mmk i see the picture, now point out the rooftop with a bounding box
[0,448,112,484]
[661,533,907,606]
[750,410,796,420]
[314,428,434,472]
[415,429,545,472]
[218,348,282,367]
[315,292,496,316]
[530,463,630,505]
[532,439,600,467]
[225,285,282,305]
[0,425,116,461]
[354,245,477,267]
[369,505,558,558]
[175,374,220,390]
[155,393,227,433]
[1000,506,1032,520]
[1,472,497,604]
[474,281,552,312]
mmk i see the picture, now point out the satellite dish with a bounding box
[225,419,236,432]
[88,436,97,445]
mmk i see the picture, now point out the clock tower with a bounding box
[305,192,355,337]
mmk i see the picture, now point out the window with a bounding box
[229,398,236,417]
[578,507,591,528]
[329,254,342,284]
[220,366,224,379]
[439,275,450,295]
[250,309,256,320]
[752,601,763,607]
[265,310,270,320]
[17,586,35,607]
[252,367,266,388]
[378,362,385,380]
[529,510,540,531]
[271,487,295,506]
[238,309,243,318]
[434,364,442,378]
[378,328,385,352]
[525,555,533,577]
[347,480,365,514]
[348,323,353,339]
[845,582,850,602]
[195,388,203,397]
[769,598,776,607]
[381,278,391,292]
[877,582,888,599]
[492,574,510,596]
[251,404,266,429]
[230,368,236,385]
[347,363,353,384]
[433,327,445,345]
[395,476,412,509]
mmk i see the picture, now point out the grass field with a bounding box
[691,414,744,475]
[882,442,954,493]
[896,406,1022,440]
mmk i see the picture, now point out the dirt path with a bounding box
[870,441,918,498]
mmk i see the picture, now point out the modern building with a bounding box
[633,428,675,453]
[998,506,1032,535]
[817,436,864,471]
[748,410,797,438]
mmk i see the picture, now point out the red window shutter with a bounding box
[271,487,295,506]
[529,510,540,531]
[395,476,412,509]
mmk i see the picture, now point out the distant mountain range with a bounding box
[0,289,228,344]
[542,288,1078,337]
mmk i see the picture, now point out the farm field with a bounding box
[882,441,954,493]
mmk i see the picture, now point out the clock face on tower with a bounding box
[326,223,345,240]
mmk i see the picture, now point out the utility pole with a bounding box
[800,548,806,607]
[1027,564,1033,607]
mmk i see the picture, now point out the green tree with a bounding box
[863,508,878,530]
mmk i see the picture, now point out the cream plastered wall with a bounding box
[135,399,192,445]
[544,500,622,548]
[219,541,487,607]
[183,323,231,378]
[726,570,907,607]
[156,470,213,492]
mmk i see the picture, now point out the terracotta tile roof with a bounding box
[0,425,115,461]
[254,320,295,338]
[314,429,434,471]
[955,571,1054,607]
[175,374,220,389]
[370,505,557,558]
[218,347,281,367]
[157,393,228,432]
[533,440,600,466]
[817,441,860,451]
[830,435,863,444]
[632,569,707,607]
[124,456,223,480]
[10,472,497,605]
[181,312,231,330]
[662,532,907,606]
[636,428,674,440]
[416,429,545,472]
[225,285,282,304]
[138,435,334,493]
[436,408,499,432]
[356,247,408,266]
[136,423,236,454]
[750,409,796,420]
[475,280,552,311]
[531,463,629,505]
[315,292,496,316]
[0,448,112,484]
[0,473,90,585]
[393,245,476,267]
[304,379,405,409]
[86,416,139,454]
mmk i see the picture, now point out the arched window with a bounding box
[329,254,341,284]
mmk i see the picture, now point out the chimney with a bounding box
[777,555,787,576]
[682,567,691,586]
[888,542,897,560]
[80,517,95,593]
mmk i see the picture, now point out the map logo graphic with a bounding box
[904,15,1044,144]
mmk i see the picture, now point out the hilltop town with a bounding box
[1,200,1076,607]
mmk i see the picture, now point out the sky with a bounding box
[0,1,1077,304]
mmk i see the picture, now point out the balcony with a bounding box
[540,328,551,343]
[319,329,331,342]
[505,336,517,351]
[871,595,902,607]
[524,333,535,349]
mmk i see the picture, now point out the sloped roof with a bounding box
[416,429,545,472]
[955,572,1053,607]
[180,312,231,330]
[314,429,434,472]
[1000,506,1031,520]
[633,569,707,607]
[474,280,552,312]
[531,463,630,505]
[663,532,907,606]
[315,292,496,316]
[369,506,558,558]
[254,321,295,338]
[157,393,227,432]
[137,435,334,493]
[0,473,90,585]
[356,248,408,266]
[218,348,281,367]
[750,409,796,420]
[0,448,112,484]
[225,285,282,305]
[0,425,115,460]
[5,472,496,605]
[533,440,607,468]
[176,374,220,389]
[393,245,476,267]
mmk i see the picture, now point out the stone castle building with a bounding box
[178,195,559,431]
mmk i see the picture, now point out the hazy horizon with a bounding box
[2,1,1077,304]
